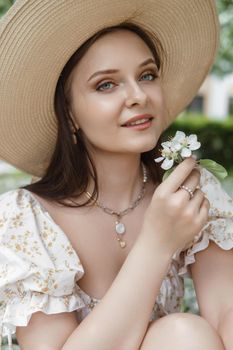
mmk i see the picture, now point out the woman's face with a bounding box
[68,29,166,155]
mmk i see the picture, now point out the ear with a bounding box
[68,109,79,130]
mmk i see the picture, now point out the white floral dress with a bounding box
[0,168,233,349]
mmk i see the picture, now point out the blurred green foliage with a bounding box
[0,0,14,16]
[163,113,233,173]
[214,0,233,76]
[1,341,19,349]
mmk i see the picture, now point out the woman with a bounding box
[0,1,232,349]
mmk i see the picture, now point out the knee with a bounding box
[161,312,214,335]
[145,313,224,348]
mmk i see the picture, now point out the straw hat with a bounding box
[0,0,219,177]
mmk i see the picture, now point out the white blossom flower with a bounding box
[172,131,201,158]
[154,131,201,170]
[154,144,178,170]
[154,130,228,181]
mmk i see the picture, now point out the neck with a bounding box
[86,153,147,212]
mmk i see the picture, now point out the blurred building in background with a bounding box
[188,74,233,120]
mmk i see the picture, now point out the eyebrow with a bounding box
[87,58,157,82]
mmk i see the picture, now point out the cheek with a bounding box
[157,85,167,110]
[143,96,166,135]
[151,86,165,105]
[87,93,122,116]
[77,97,122,132]
[71,98,118,137]
[151,87,166,121]
[81,92,121,116]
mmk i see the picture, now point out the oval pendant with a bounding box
[115,222,126,235]
[119,240,126,248]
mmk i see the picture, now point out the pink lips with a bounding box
[122,114,153,126]
[123,119,152,130]
[121,114,153,130]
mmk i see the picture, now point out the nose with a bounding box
[124,81,148,108]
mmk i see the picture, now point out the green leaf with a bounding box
[198,159,228,180]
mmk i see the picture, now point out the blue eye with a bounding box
[140,73,156,81]
[96,81,114,91]
[96,71,158,91]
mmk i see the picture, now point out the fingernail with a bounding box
[191,154,197,160]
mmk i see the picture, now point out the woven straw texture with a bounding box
[0,0,219,177]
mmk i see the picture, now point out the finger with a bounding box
[188,189,205,211]
[198,197,210,225]
[178,168,201,199]
[174,168,200,201]
[162,157,197,194]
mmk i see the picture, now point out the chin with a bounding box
[140,137,159,152]
[140,145,156,153]
[129,143,157,154]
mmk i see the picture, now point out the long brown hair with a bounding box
[20,22,165,207]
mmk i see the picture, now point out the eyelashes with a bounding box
[96,70,159,92]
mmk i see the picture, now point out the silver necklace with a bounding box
[85,163,148,249]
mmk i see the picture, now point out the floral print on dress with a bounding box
[0,166,232,349]
[175,167,233,277]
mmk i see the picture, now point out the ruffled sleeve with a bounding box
[0,189,86,347]
[176,167,233,278]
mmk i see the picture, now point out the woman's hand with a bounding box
[141,157,210,255]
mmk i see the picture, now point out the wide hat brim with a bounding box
[0,0,219,177]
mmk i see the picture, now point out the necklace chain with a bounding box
[85,163,148,248]
[93,163,147,218]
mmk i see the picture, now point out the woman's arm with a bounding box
[16,311,80,350]
[15,238,172,350]
[62,158,205,350]
[15,236,171,350]
[16,158,203,350]
[61,236,173,350]
[14,233,171,350]
[190,241,233,350]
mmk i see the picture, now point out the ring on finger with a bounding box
[179,185,194,199]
